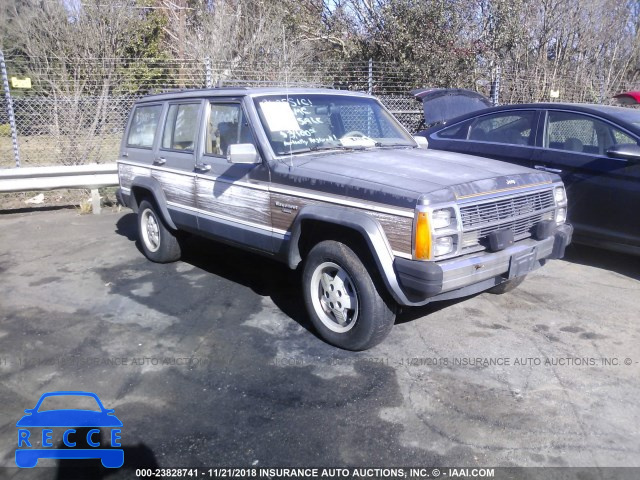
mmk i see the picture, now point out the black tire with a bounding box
[137,199,181,263]
[302,240,396,350]
[488,275,526,294]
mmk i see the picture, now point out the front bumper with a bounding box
[394,223,573,305]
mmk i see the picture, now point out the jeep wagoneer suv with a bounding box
[117,87,572,350]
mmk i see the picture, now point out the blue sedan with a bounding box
[415,90,640,255]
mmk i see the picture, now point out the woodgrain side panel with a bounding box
[118,164,151,189]
[152,170,196,208]
[120,162,413,255]
[270,193,306,232]
[370,211,413,254]
[271,192,413,255]
[196,178,271,227]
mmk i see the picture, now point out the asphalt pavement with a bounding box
[0,208,639,479]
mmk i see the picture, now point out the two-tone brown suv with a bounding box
[116,87,572,350]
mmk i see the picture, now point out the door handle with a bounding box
[154,157,166,165]
[195,162,211,172]
[534,165,562,174]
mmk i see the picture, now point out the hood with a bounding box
[275,148,554,206]
[412,88,491,128]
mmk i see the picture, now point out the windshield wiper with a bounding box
[309,145,346,152]
[285,144,374,155]
[376,143,415,148]
[276,145,342,155]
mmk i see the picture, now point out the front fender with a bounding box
[287,205,414,306]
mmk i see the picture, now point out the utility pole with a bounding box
[490,65,501,106]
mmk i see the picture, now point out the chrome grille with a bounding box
[461,190,555,228]
[462,211,554,247]
[459,190,556,249]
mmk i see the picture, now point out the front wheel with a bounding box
[302,240,396,350]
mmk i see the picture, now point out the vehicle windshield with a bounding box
[253,94,416,155]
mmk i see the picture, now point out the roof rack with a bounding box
[215,79,333,88]
[146,79,335,95]
[145,86,249,97]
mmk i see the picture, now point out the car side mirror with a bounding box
[414,136,429,149]
[227,144,260,164]
[606,144,640,163]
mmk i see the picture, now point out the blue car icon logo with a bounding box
[16,391,123,468]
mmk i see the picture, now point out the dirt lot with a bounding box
[0,209,639,479]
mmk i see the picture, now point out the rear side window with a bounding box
[467,111,536,145]
[126,105,162,148]
[437,121,470,139]
[162,103,201,151]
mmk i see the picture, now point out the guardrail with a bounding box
[0,163,118,214]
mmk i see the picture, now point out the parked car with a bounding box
[116,87,572,350]
[415,89,640,255]
[613,91,640,105]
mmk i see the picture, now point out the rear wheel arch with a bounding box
[129,177,177,231]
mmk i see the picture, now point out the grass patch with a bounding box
[0,187,119,212]
[0,133,121,168]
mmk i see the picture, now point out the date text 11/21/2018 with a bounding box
[134,467,496,478]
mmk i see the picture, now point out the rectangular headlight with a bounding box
[434,236,454,256]
[432,209,452,229]
[556,207,566,224]
[554,187,567,205]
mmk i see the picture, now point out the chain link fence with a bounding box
[0,95,136,168]
[0,55,636,169]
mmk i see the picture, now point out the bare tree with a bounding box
[489,0,639,103]
[158,0,322,86]
[7,0,142,164]
[330,0,484,91]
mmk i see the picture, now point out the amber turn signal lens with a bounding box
[415,212,431,260]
